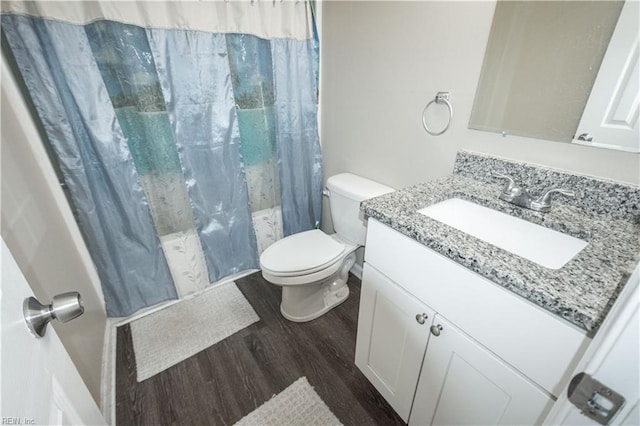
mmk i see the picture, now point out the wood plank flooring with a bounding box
[116,272,406,426]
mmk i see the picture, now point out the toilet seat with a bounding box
[260,230,346,277]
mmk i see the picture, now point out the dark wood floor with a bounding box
[116,272,406,426]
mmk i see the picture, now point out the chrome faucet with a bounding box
[493,173,574,213]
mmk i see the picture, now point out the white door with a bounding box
[1,239,106,426]
[543,263,640,425]
[572,0,639,152]
[355,264,435,422]
[409,314,553,426]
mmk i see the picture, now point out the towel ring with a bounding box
[422,92,453,136]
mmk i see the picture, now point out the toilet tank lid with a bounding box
[326,173,394,201]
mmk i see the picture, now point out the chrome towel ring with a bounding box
[422,92,453,136]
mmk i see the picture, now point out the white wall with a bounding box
[319,0,640,206]
[1,54,106,403]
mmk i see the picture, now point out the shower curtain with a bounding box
[1,1,322,317]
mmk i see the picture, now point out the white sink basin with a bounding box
[418,198,587,269]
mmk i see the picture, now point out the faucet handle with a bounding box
[532,188,575,211]
[493,172,516,191]
[493,172,516,186]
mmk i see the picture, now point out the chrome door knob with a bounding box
[577,133,593,142]
[430,324,443,336]
[415,313,428,324]
[23,292,84,338]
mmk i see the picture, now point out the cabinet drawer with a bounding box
[364,219,589,396]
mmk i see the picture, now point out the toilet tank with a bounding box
[326,173,394,245]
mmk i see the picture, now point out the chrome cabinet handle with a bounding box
[430,324,443,336]
[415,313,428,325]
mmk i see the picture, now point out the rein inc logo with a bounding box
[1,419,35,425]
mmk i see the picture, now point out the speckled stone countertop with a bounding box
[361,151,640,335]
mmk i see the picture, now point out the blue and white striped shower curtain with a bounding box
[1,2,322,317]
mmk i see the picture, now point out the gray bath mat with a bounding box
[130,282,259,382]
[234,377,343,426]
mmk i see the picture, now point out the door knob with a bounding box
[577,133,593,142]
[415,313,428,324]
[23,292,84,338]
[430,324,443,336]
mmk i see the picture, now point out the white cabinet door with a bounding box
[409,315,553,426]
[355,264,435,422]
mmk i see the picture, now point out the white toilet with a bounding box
[260,173,394,322]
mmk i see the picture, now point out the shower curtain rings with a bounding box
[422,92,453,136]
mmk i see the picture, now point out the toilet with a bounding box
[260,173,394,322]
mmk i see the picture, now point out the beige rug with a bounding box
[130,282,259,382]
[234,377,343,426]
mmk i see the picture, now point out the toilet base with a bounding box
[280,285,349,322]
[279,252,356,322]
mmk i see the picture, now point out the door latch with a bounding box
[568,372,625,425]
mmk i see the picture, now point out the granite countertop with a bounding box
[361,173,640,335]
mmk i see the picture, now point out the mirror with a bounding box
[469,1,624,143]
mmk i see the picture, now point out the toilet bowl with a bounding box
[260,173,394,322]
[261,230,357,322]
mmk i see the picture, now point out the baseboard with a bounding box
[350,262,363,280]
[100,318,118,425]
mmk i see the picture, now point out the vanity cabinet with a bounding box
[355,219,590,425]
[409,314,550,425]
[355,265,436,421]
